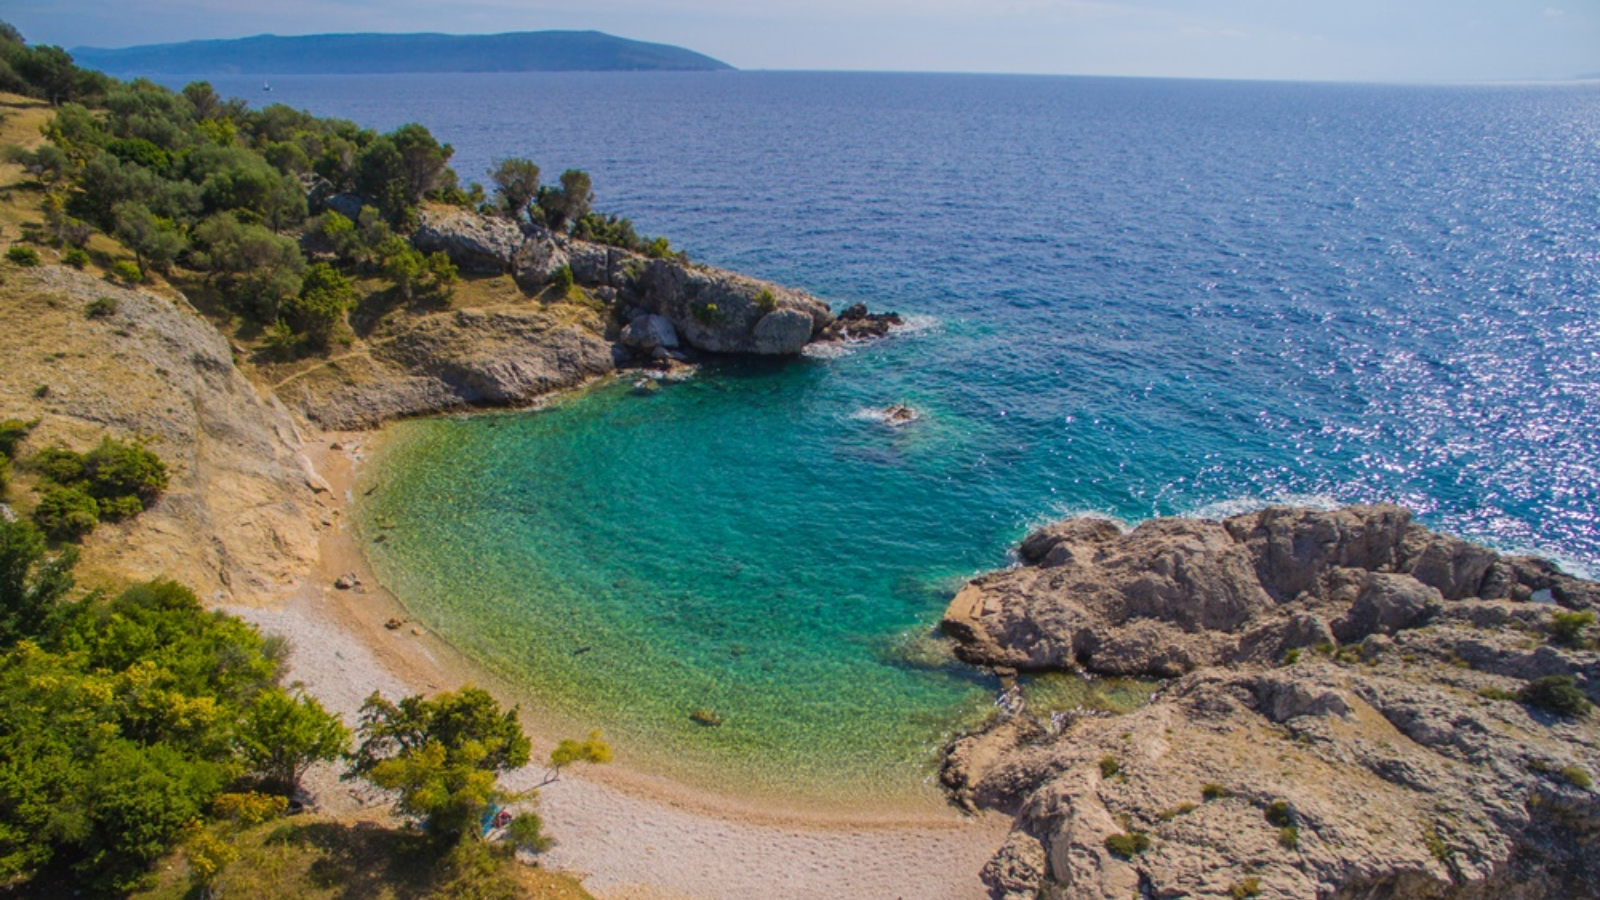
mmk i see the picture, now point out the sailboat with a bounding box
[262,80,271,92]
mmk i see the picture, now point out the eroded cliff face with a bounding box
[943,506,1599,900]
[0,267,321,604]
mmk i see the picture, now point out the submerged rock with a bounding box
[942,505,1600,900]
[815,302,904,341]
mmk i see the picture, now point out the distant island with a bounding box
[70,30,734,76]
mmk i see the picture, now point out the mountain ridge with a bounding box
[71,30,734,75]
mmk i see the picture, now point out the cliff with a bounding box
[942,505,1599,900]
[0,265,322,604]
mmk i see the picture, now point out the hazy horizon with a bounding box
[7,1,1599,85]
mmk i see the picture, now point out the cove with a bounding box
[356,350,1041,803]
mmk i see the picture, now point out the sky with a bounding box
[4,0,1599,82]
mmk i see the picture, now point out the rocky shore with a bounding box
[285,205,904,430]
[941,505,1599,900]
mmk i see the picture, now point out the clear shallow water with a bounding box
[225,72,1600,799]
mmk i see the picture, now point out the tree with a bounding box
[540,730,612,785]
[489,158,540,221]
[236,686,349,795]
[347,687,530,843]
[192,211,306,320]
[536,169,593,233]
[0,519,76,648]
[286,262,356,345]
[112,201,186,276]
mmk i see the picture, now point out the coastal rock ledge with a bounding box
[942,505,1599,900]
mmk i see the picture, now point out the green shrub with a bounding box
[1561,765,1593,790]
[1104,831,1150,859]
[1157,802,1197,821]
[505,812,552,852]
[755,287,778,314]
[692,302,723,326]
[109,259,143,283]
[0,457,9,496]
[29,446,86,484]
[1202,783,1231,801]
[82,436,168,505]
[552,264,575,293]
[85,295,118,319]
[1283,647,1301,665]
[1550,610,1595,647]
[62,248,89,269]
[1519,675,1593,719]
[645,236,673,259]
[1229,878,1263,899]
[1264,800,1294,828]
[0,419,34,458]
[1477,686,1518,701]
[33,484,99,540]
[1099,755,1121,779]
[5,246,39,266]
[1278,825,1300,849]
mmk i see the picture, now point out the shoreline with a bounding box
[235,423,1010,899]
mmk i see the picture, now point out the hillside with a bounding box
[70,30,733,76]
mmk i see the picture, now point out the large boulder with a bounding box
[511,233,570,289]
[619,314,679,353]
[634,258,834,356]
[411,206,525,274]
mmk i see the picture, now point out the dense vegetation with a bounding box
[0,21,675,360]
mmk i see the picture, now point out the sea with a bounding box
[197,71,1600,805]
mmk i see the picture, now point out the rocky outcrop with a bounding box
[277,305,615,430]
[412,206,526,274]
[0,267,320,603]
[416,207,899,358]
[945,504,1597,677]
[942,506,1600,900]
[632,258,834,355]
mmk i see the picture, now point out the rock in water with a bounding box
[943,504,1600,900]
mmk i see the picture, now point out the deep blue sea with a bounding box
[202,72,1600,802]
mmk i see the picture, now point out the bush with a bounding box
[1264,800,1294,828]
[1229,878,1263,899]
[62,247,89,269]
[1519,675,1593,718]
[1104,832,1150,859]
[1278,825,1300,849]
[0,418,35,458]
[505,812,552,852]
[1561,765,1593,790]
[82,436,168,504]
[755,287,778,314]
[1099,755,1120,779]
[552,264,574,293]
[1202,783,1231,801]
[108,258,142,283]
[1550,610,1595,647]
[33,484,99,540]
[6,245,39,266]
[85,295,118,318]
[29,446,86,484]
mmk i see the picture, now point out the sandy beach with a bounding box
[230,430,1010,900]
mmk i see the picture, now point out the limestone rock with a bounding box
[620,314,680,353]
[634,258,834,356]
[981,831,1047,900]
[511,234,569,288]
[943,505,1600,900]
[411,206,525,274]
[0,266,318,603]
[283,306,615,429]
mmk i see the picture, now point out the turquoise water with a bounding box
[359,358,1020,800]
[286,72,1600,800]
